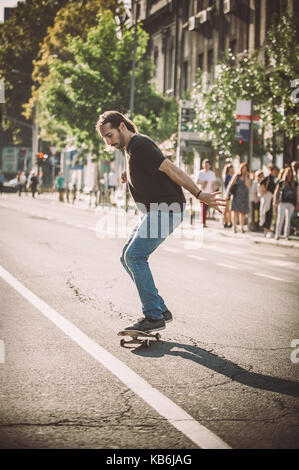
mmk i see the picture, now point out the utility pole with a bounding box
[32,100,39,173]
[126,0,138,212]
[12,69,39,173]
[129,0,138,119]
[248,100,254,170]
[173,0,179,98]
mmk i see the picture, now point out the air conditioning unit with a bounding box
[223,0,236,14]
[188,16,199,31]
[197,9,208,24]
[188,16,195,31]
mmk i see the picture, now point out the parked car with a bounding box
[3,177,19,192]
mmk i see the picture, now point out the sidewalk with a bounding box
[202,216,299,250]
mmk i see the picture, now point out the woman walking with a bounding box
[274,167,298,240]
[226,162,251,233]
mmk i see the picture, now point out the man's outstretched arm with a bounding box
[159,159,226,214]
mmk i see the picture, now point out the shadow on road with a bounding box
[131,340,299,398]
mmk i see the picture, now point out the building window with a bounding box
[254,0,261,49]
[183,61,188,92]
[197,0,204,11]
[154,47,159,78]
[167,42,174,91]
[182,0,190,24]
[207,49,214,83]
[229,39,237,57]
[198,53,204,71]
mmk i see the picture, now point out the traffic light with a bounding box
[35,152,44,166]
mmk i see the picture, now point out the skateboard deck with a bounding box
[117,330,162,348]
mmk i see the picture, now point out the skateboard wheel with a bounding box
[155,333,161,341]
[145,339,150,348]
[120,339,125,347]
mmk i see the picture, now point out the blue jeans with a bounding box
[120,210,183,320]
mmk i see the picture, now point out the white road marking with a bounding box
[216,263,239,270]
[162,247,180,253]
[265,259,299,271]
[253,272,285,282]
[202,245,243,256]
[188,255,207,261]
[0,265,231,450]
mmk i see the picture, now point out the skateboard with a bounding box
[117,330,161,348]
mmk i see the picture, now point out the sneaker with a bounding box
[162,310,173,323]
[124,317,166,333]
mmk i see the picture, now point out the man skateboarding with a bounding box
[96,111,226,334]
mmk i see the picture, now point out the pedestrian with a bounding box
[17,171,26,196]
[0,170,5,195]
[222,163,234,228]
[259,165,278,238]
[56,171,65,202]
[249,169,264,231]
[96,111,226,333]
[197,159,216,228]
[274,167,298,240]
[226,162,251,233]
[30,173,38,198]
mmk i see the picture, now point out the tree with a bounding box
[192,14,299,165]
[0,0,68,145]
[36,10,177,155]
[263,14,299,159]
[192,51,266,161]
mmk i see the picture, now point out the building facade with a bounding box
[133,0,298,167]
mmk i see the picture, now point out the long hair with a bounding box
[222,163,233,180]
[237,162,248,176]
[281,167,295,190]
[96,111,138,135]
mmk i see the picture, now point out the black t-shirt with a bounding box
[278,180,297,205]
[126,134,186,212]
[260,175,276,194]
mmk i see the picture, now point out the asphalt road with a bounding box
[0,194,298,449]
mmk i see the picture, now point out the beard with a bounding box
[115,129,125,151]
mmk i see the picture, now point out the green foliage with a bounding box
[192,14,299,161]
[192,51,266,159]
[38,10,177,155]
[0,0,68,144]
[264,14,299,140]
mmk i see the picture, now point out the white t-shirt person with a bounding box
[197,160,216,193]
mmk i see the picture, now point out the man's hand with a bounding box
[199,191,227,214]
[121,171,127,183]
